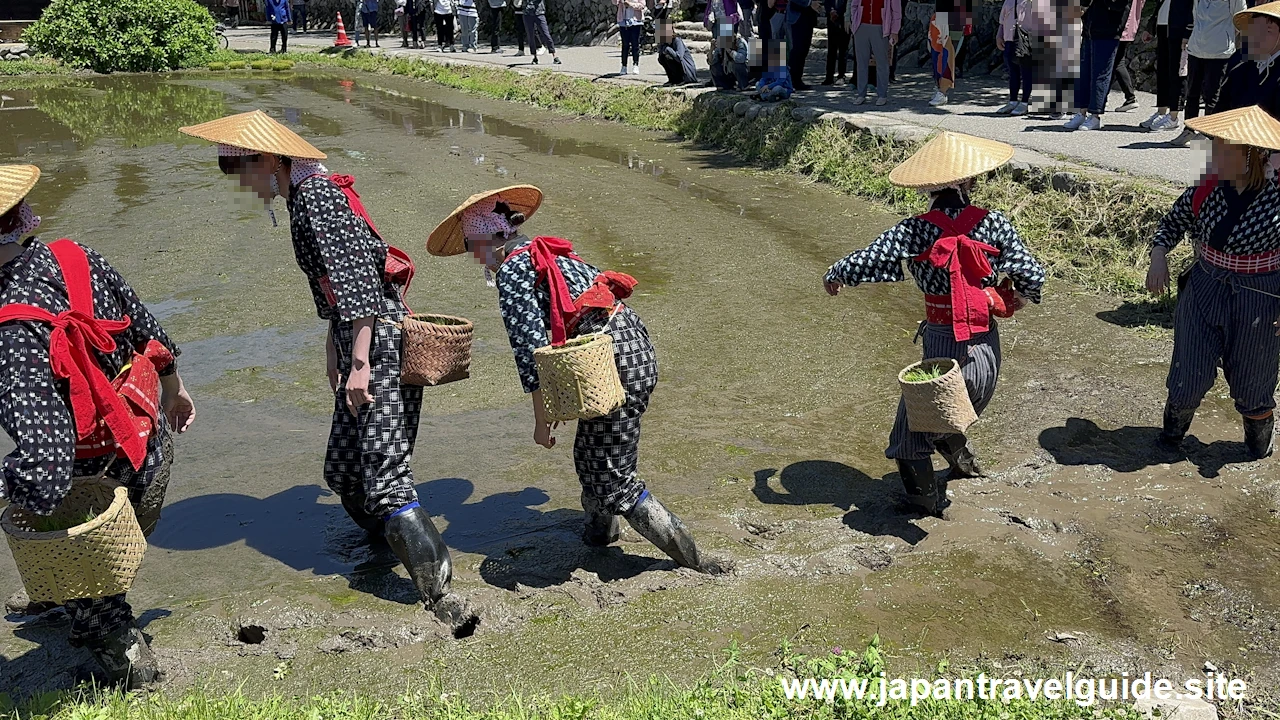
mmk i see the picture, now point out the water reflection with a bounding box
[26,77,227,148]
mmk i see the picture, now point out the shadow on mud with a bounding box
[1039,417,1250,479]
[751,461,929,545]
[1095,299,1176,330]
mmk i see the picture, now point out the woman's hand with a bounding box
[996,33,1005,51]
[824,279,842,296]
[161,375,196,434]
[345,360,373,417]
[534,420,557,448]
[1147,248,1171,294]
[890,32,898,46]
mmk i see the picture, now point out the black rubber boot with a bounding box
[933,434,983,479]
[624,493,722,574]
[582,511,621,547]
[1245,415,1275,460]
[341,493,385,536]
[84,621,160,690]
[1158,404,1196,450]
[896,458,947,518]
[383,505,478,635]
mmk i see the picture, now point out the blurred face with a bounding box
[1247,16,1280,60]
[658,21,673,43]
[1210,138,1249,180]
[465,232,505,269]
[234,155,283,201]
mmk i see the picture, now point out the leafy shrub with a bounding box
[24,0,217,73]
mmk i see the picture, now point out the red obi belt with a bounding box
[0,240,170,470]
[318,174,416,311]
[914,206,1011,342]
[1190,175,1280,274]
[503,236,637,346]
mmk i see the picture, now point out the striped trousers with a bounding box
[887,322,1002,461]
[1167,263,1280,417]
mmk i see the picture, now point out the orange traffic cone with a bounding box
[334,12,354,47]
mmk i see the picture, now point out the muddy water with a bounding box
[1,72,1277,700]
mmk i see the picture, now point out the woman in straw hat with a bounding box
[823,132,1046,518]
[1147,105,1280,459]
[427,187,723,574]
[178,111,475,631]
[0,164,196,688]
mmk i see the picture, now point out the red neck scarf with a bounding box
[0,240,150,469]
[504,236,584,346]
[329,174,382,240]
[914,206,998,342]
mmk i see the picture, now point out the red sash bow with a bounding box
[0,240,159,469]
[914,206,998,342]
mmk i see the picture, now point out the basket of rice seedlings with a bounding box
[897,358,977,434]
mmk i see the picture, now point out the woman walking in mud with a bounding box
[0,164,196,688]
[428,187,722,574]
[823,133,1046,518]
[1147,105,1280,459]
[179,111,475,632]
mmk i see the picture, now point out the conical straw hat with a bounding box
[428,185,544,257]
[0,165,40,217]
[178,110,326,159]
[888,131,1016,189]
[1234,0,1280,32]
[1185,105,1280,151]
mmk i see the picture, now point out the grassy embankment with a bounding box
[6,48,1186,308]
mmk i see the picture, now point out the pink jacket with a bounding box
[845,0,902,35]
[1120,0,1146,41]
[999,0,1051,39]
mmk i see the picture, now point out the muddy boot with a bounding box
[933,434,983,479]
[582,511,621,547]
[84,621,160,690]
[383,504,477,634]
[340,492,386,536]
[1245,414,1275,460]
[1158,404,1196,450]
[4,588,57,617]
[623,492,722,574]
[896,458,945,518]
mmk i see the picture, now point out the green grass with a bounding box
[1,638,1210,719]
[0,57,71,75]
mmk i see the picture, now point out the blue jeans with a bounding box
[620,24,641,65]
[1073,37,1120,114]
[1003,41,1031,103]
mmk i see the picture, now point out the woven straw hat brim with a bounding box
[1235,0,1280,32]
[178,110,326,160]
[888,131,1016,189]
[0,165,40,217]
[427,185,544,257]
[1185,105,1280,151]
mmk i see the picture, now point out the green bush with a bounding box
[23,0,217,73]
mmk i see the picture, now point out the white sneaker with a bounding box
[1150,114,1180,132]
[631,64,641,74]
[929,90,948,107]
[1063,112,1087,130]
[996,101,1017,114]
[1011,102,1028,116]
[1139,111,1164,130]
[1081,114,1101,131]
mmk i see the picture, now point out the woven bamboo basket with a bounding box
[898,357,978,435]
[2,477,147,605]
[534,333,626,422]
[400,314,473,386]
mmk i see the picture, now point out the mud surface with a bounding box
[1,71,1277,701]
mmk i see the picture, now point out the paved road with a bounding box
[228,26,1207,185]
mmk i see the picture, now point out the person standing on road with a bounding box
[434,0,457,51]
[223,0,241,26]
[995,0,1043,115]
[786,0,820,89]
[292,0,308,32]
[822,0,850,85]
[1171,0,1247,144]
[823,132,1045,518]
[458,0,481,51]
[512,0,527,54]
[1139,0,1194,131]
[1109,0,1147,113]
[524,0,562,64]
[266,0,291,52]
[410,0,429,47]
[428,187,726,574]
[848,0,901,104]
[1146,106,1280,459]
[927,0,972,106]
[180,111,477,634]
[619,0,648,74]
[361,0,382,47]
[485,0,507,53]
[1062,0,1131,131]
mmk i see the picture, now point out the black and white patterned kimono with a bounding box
[0,238,178,646]
[285,175,422,519]
[495,237,658,517]
[825,195,1046,461]
[1153,182,1280,418]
